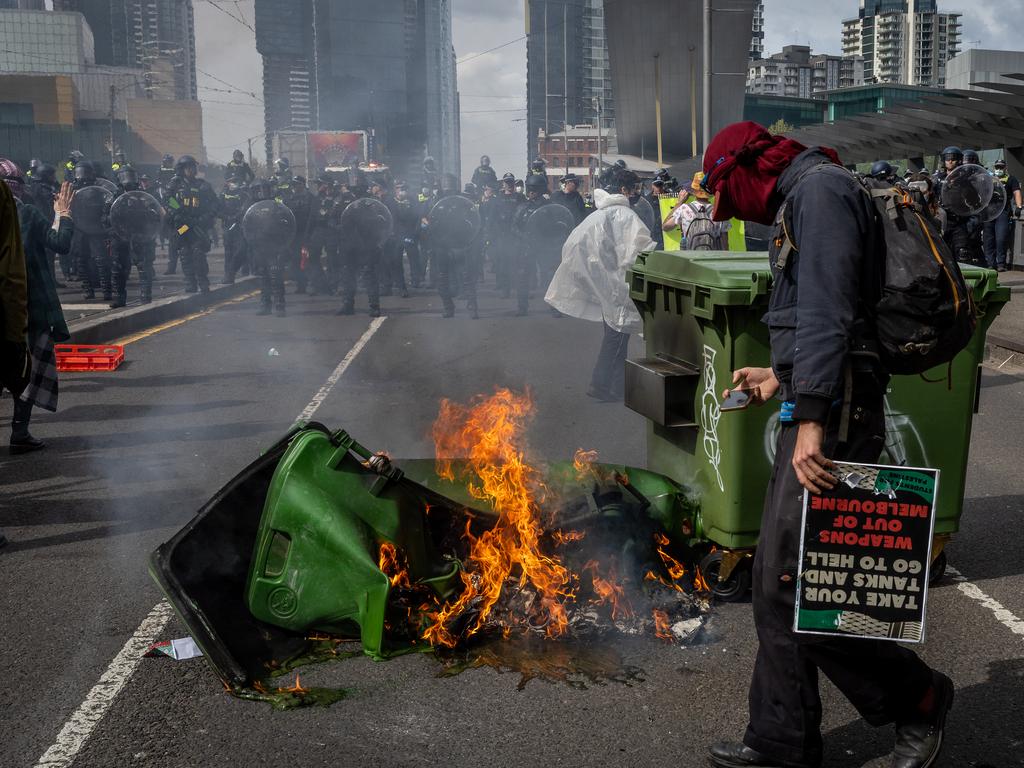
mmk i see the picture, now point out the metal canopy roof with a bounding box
[785,78,1024,165]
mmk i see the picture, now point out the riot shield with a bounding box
[340,198,393,248]
[242,200,296,250]
[109,190,163,243]
[70,185,114,236]
[979,180,1007,223]
[632,196,657,236]
[941,164,995,218]
[518,202,576,247]
[424,195,481,251]
[96,177,119,196]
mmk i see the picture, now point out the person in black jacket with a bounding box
[705,122,951,768]
[165,156,218,293]
[551,174,587,224]
[471,155,498,191]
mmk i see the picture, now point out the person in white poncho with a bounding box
[544,169,656,402]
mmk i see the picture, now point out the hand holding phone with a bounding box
[720,387,758,411]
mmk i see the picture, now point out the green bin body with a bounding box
[626,251,1009,550]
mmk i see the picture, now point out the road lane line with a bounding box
[948,565,1024,639]
[296,316,387,422]
[113,290,260,346]
[34,601,175,768]
[34,317,385,767]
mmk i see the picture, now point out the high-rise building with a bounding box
[254,0,460,181]
[53,0,198,101]
[581,0,614,130]
[750,0,764,60]
[841,0,961,87]
[0,0,45,9]
[747,45,865,97]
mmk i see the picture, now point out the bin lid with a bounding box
[631,250,772,293]
[957,265,1012,306]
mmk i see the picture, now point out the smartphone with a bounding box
[721,387,757,412]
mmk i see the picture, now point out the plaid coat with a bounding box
[16,200,72,341]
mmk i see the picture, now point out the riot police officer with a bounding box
[110,151,130,176]
[285,175,313,293]
[486,173,525,298]
[935,146,980,264]
[63,150,85,183]
[219,177,250,283]
[337,188,388,318]
[156,154,177,270]
[69,161,109,300]
[512,173,554,316]
[428,174,480,319]
[109,167,159,307]
[391,181,422,291]
[868,160,899,185]
[226,149,255,185]
[25,158,42,181]
[247,179,290,317]
[375,180,409,298]
[165,155,218,293]
[422,156,439,196]
[472,155,498,191]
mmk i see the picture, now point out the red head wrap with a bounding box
[702,121,840,224]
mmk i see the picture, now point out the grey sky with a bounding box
[194,0,1017,172]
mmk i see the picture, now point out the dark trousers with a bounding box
[435,248,477,312]
[380,237,407,294]
[404,238,424,287]
[983,211,1012,268]
[306,229,336,294]
[743,393,934,767]
[255,248,286,311]
[73,232,108,296]
[111,240,156,301]
[589,323,630,397]
[491,238,515,296]
[178,236,210,291]
[223,226,248,280]
[289,239,307,292]
[340,244,380,311]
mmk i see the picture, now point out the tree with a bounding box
[767,119,795,135]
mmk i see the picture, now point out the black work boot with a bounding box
[442,298,455,318]
[11,401,45,455]
[368,306,381,319]
[336,300,355,316]
[892,672,954,768]
[468,300,479,320]
[109,292,127,309]
[708,742,816,768]
[140,287,152,305]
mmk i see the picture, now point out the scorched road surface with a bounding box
[1,289,1021,768]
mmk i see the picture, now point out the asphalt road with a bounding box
[1,282,1022,768]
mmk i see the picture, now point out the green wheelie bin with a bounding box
[625,251,1009,599]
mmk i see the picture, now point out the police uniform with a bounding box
[305,186,340,295]
[485,186,525,297]
[166,166,218,293]
[219,182,250,283]
[109,175,157,307]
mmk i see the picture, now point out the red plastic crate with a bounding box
[55,344,125,372]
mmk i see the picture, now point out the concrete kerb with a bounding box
[68,277,258,345]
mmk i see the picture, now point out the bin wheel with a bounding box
[929,550,947,585]
[699,551,751,602]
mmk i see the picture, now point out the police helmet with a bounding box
[502,172,516,183]
[614,159,628,169]
[941,146,963,163]
[114,151,126,164]
[68,150,85,165]
[962,149,980,165]
[117,167,140,189]
[464,182,479,196]
[560,173,579,186]
[868,161,896,180]
[162,153,175,167]
[273,157,290,174]
[37,164,57,185]
[292,175,307,187]
[654,167,670,181]
[232,149,244,163]
[27,158,42,174]
[175,155,199,174]
[994,158,1007,170]
[524,174,548,194]
[423,156,437,171]
[480,155,491,167]
[531,157,546,169]
[74,161,97,184]
[394,180,408,191]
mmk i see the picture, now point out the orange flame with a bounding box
[378,541,411,588]
[552,529,585,546]
[694,566,711,593]
[423,389,573,647]
[652,609,672,641]
[583,560,633,620]
[280,674,307,694]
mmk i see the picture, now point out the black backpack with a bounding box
[780,168,977,375]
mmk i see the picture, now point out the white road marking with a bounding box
[33,318,386,768]
[947,565,1024,638]
[296,316,387,422]
[34,601,175,768]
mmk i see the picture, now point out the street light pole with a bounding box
[654,53,664,166]
[702,0,712,154]
[564,2,569,176]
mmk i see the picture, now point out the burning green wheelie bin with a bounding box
[625,250,1009,599]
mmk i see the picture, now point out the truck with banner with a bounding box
[270,131,369,180]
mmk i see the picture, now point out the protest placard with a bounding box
[794,461,939,643]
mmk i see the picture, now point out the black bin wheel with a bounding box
[929,550,947,586]
[699,551,751,602]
